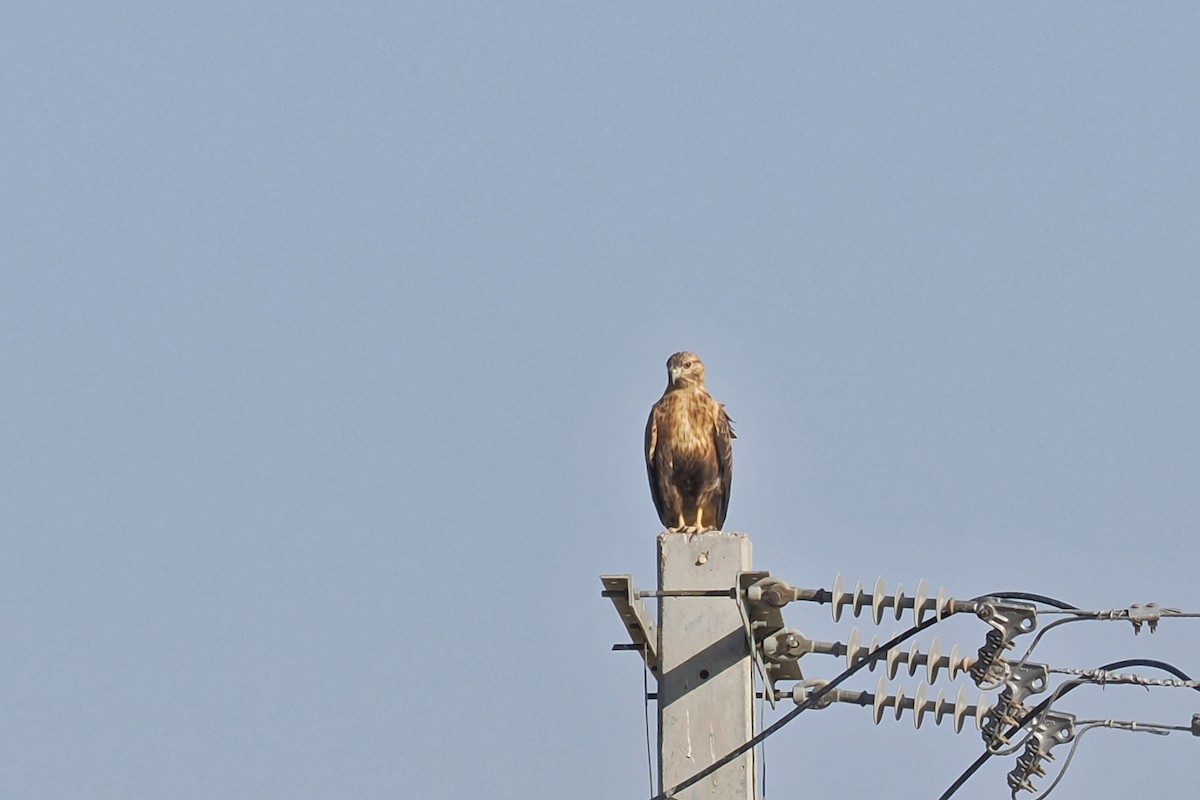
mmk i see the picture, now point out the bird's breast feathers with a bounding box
[656,389,720,456]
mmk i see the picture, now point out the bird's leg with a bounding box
[674,512,709,534]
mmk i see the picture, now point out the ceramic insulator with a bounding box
[867,678,991,731]
[829,574,961,626]
[842,628,974,684]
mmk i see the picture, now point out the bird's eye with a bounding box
[684,361,693,368]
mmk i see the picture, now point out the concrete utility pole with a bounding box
[657,531,755,800]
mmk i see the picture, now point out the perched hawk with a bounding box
[645,351,735,532]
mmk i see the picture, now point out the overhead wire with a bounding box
[937,658,1200,800]
[641,584,1200,798]
[981,616,1091,691]
[981,599,1200,691]
[647,611,955,800]
[641,579,1195,799]
[1039,607,1200,619]
[979,592,1078,611]
[1021,718,1183,800]
[648,586,1060,800]
[642,645,654,795]
[1049,666,1200,689]
[757,671,768,797]
[1017,721,1100,800]
[626,573,1197,797]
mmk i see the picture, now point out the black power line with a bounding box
[936,658,1200,800]
[648,590,1082,800]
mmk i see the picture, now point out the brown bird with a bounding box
[645,351,735,532]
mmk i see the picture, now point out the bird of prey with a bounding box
[645,351,735,532]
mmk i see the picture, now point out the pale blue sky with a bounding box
[3,4,1199,798]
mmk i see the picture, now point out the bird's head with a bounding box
[666,351,706,389]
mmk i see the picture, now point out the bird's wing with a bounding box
[645,405,668,525]
[713,403,735,529]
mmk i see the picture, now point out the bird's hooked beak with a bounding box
[669,365,683,382]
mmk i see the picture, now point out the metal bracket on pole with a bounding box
[601,574,659,675]
[736,571,803,706]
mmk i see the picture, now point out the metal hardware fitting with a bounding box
[1125,602,1179,634]
[982,661,1050,747]
[1007,711,1076,794]
[970,600,1038,685]
[737,572,804,704]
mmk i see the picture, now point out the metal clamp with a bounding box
[970,601,1038,685]
[1008,711,1076,794]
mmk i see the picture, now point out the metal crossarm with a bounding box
[601,574,659,674]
